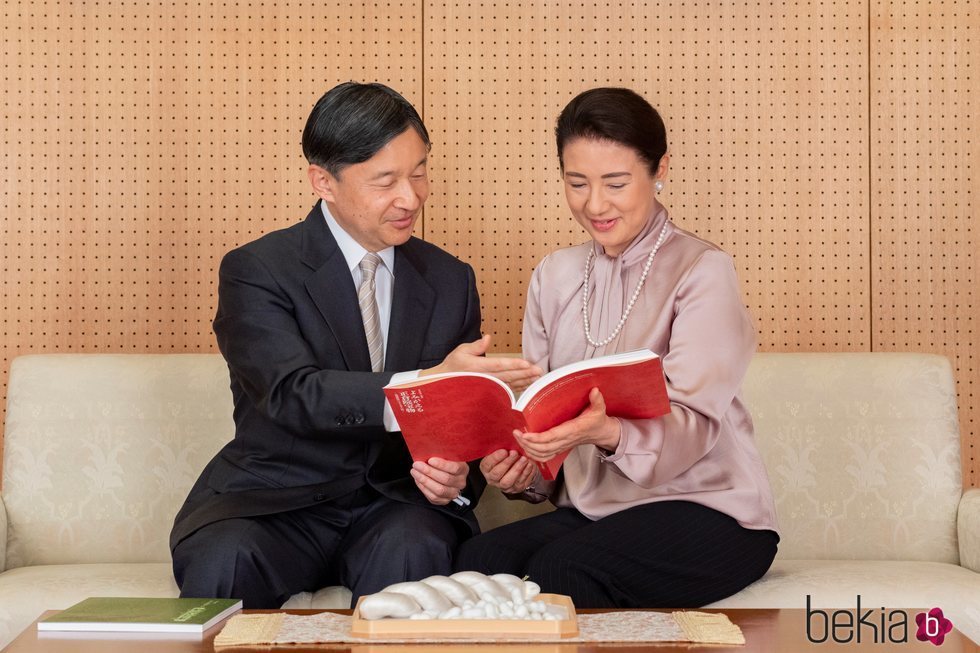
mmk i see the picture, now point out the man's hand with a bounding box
[479,449,537,494]
[410,457,469,506]
[515,388,621,461]
[421,334,543,392]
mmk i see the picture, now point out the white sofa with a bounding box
[0,352,977,647]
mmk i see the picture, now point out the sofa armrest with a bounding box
[958,487,980,573]
[0,494,7,572]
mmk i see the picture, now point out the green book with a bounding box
[37,597,242,633]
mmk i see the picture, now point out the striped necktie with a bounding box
[357,253,384,373]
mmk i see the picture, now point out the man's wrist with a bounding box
[418,364,443,378]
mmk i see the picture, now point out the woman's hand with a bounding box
[420,334,543,392]
[410,457,469,505]
[515,388,621,462]
[479,449,537,494]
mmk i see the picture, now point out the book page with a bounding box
[519,355,670,434]
[387,371,517,404]
[515,349,656,411]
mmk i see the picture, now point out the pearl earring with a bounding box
[654,180,665,193]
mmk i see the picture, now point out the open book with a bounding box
[384,349,670,480]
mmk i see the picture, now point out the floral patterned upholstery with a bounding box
[2,355,234,569]
[0,563,177,648]
[0,352,977,647]
[744,353,963,563]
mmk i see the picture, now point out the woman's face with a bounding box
[561,137,668,257]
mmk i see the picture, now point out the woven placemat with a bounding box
[674,610,746,645]
[214,612,285,646]
[214,610,744,646]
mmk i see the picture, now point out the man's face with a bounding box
[314,128,430,252]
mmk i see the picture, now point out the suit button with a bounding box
[344,414,355,425]
[314,493,325,502]
[354,413,365,424]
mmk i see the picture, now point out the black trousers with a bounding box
[172,487,459,609]
[455,500,778,608]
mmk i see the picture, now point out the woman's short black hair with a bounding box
[302,82,430,177]
[555,87,667,176]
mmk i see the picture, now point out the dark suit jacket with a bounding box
[170,205,486,550]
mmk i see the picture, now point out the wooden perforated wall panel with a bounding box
[1,2,976,485]
[424,1,871,352]
[0,0,421,460]
[871,1,979,482]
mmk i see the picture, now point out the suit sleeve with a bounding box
[213,247,394,439]
[459,263,483,344]
[602,249,756,488]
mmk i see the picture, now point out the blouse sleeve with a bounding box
[601,249,756,488]
[521,258,552,374]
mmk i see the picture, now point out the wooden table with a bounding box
[5,609,977,652]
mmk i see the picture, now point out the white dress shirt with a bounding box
[322,201,471,505]
[320,200,418,431]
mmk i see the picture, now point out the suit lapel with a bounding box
[299,206,373,372]
[386,243,436,372]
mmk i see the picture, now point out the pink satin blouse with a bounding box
[522,205,779,533]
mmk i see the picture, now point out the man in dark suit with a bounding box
[170,82,539,608]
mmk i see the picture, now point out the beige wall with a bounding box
[1,1,976,486]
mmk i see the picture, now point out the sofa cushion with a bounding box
[744,354,962,563]
[707,559,980,644]
[0,562,178,647]
[0,564,368,648]
[2,355,235,568]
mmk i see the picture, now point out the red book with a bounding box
[384,349,670,481]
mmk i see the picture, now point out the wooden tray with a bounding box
[350,593,578,639]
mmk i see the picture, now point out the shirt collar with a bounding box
[320,200,395,274]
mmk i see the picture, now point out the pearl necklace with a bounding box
[582,220,671,348]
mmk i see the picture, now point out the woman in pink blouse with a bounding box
[455,88,779,607]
